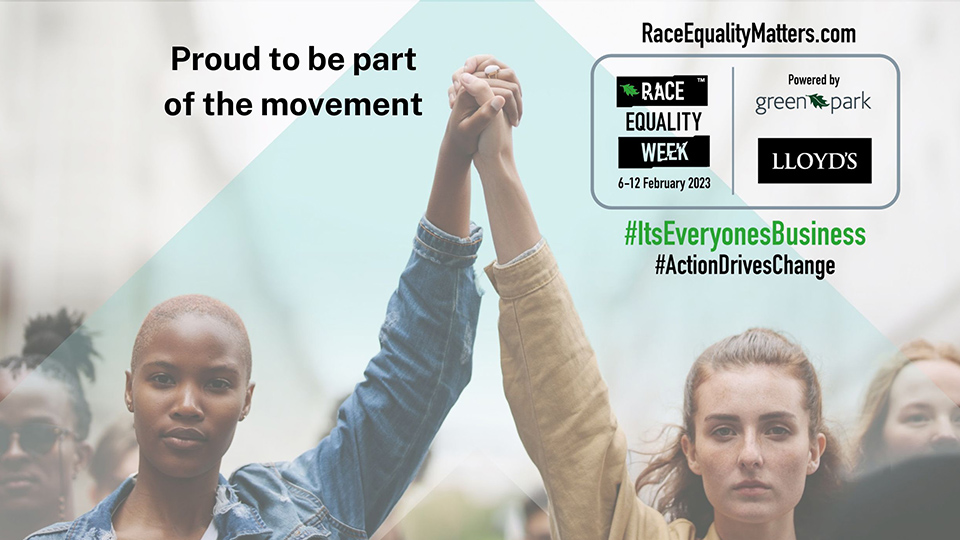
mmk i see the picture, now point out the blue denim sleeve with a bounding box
[277,216,482,534]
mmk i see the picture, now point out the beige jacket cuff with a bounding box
[483,240,556,299]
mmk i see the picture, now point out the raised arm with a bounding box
[425,56,510,237]
[231,66,517,535]
[473,59,679,540]
[454,55,540,264]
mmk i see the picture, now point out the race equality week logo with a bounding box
[590,55,899,209]
[617,75,710,169]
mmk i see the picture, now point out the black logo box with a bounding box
[616,75,708,107]
[757,138,872,184]
[618,136,710,169]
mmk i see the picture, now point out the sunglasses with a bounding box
[0,423,73,456]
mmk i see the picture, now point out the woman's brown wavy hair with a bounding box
[634,328,845,540]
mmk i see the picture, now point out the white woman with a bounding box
[455,55,845,540]
[853,339,960,475]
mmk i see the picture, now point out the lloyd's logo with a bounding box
[758,138,872,184]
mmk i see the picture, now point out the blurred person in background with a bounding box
[0,310,98,540]
[522,490,550,540]
[853,339,960,475]
[87,418,138,504]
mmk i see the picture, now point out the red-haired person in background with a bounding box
[853,339,960,475]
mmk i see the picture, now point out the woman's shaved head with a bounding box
[131,295,251,379]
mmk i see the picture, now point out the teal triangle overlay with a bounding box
[50,0,895,473]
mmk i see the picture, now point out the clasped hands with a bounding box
[442,55,522,163]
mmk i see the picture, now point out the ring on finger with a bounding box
[484,65,500,79]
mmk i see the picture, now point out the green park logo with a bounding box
[755,91,870,115]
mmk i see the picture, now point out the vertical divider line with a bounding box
[731,65,736,196]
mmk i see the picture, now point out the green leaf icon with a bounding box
[620,84,639,96]
[808,93,828,108]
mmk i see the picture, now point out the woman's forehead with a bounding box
[694,365,807,419]
[891,360,960,407]
[136,313,249,376]
[143,316,242,360]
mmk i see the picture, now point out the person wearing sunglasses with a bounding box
[0,310,98,540]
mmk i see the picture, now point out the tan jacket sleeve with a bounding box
[486,243,696,540]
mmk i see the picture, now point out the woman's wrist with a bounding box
[426,138,473,238]
[473,149,517,179]
[438,136,474,169]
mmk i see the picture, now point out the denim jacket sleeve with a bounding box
[251,216,481,535]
